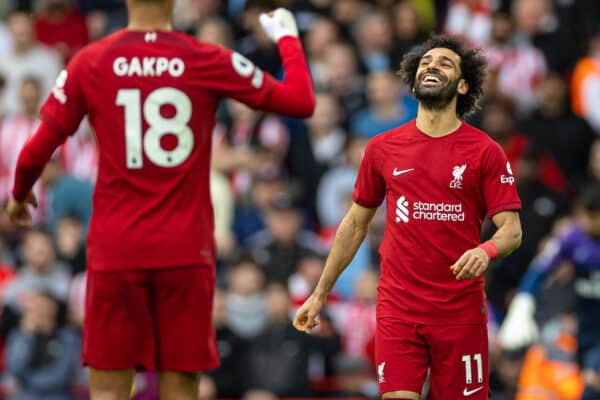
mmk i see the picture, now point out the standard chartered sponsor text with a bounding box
[412,201,465,222]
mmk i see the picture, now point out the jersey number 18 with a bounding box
[116,87,193,169]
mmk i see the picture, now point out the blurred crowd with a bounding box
[0,0,600,398]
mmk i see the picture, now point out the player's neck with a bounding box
[415,106,462,138]
[127,6,173,31]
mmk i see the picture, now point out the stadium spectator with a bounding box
[245,191,325,284]
[304,18,339,90]
[5,290,81,400]
[0,77,42,207]
[390,0,427,69]
[58,118,98,184]
[38,157,93,234]
[521,72,596,193]
[512,0,577,74]
[306,92,347,171]
[34,0,88,63]
[205,288,248,398]
[232,169,286,243]
[2,229,70,314]
[335,269,377,361]
[54,214,86,275]
[317,136,367,230]
[212,99,290,198]
[288,254,330,310]
[322,42,367,129]
[225,254,269,339]
[582,345,600,400]
[484,8,547,115]
[500,184,600,366]
[571,29,600,134]
[352,11,393,72]
[515,314,583,399]
[195,16,234,48]
[588,139,600,183]
[350,70,417,138]
[0,10,62,116]
[244,283,340,397]
[443,0,492,47]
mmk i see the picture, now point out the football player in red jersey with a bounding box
[294,35,522,400]
[6,0,315,398]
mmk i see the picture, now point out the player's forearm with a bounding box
[265,37,315,118]
[12,122,67,201]
[313,213,369,299]
[489,215,522,258]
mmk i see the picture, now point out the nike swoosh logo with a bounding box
[393,168,414,176]
[463,386,484,396]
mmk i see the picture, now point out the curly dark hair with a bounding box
[398,35,487,118]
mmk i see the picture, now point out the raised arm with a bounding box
[208,9,315,119]
[293,202,377,333]
[256,8,315,117]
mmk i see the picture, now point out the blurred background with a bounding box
[0,0,599,398]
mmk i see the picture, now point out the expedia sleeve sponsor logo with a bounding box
[500,161,515,185]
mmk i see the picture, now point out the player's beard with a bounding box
[413,73,459,112]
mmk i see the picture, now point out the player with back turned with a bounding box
[294,35,522,400]
[6,0,315,399]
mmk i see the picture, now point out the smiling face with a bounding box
[413,47,468,111]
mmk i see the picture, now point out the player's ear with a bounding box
[458,78,468,95]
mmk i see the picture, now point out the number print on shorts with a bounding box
[461,353,483,384]
[116,88,194,169]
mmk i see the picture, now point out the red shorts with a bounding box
[83,264,219,372]
[375,318,489,399]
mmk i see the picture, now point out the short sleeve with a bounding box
[39,51,87,136]
[481,142,522,218]
[353,140,386,208]
[206,46,275,108]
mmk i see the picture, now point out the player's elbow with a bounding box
[295,92,316,118]
[510,225,523,252]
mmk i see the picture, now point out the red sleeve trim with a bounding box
[352,193,383,209]
[486,202,522,219]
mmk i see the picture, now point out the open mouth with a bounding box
[420,73,444,87]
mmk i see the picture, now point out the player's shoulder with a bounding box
[68,30,127,67]
[460,122,498,147]
[170,32,230,59]
[367,119,416,149]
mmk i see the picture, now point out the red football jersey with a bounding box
[39,29,309,270]
[353,120,521,325]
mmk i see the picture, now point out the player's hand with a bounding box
[293,293,326,334]
[259,8,299,43]
[498,292,538,350]
[451,247,489,280]
[5,193,38,228]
